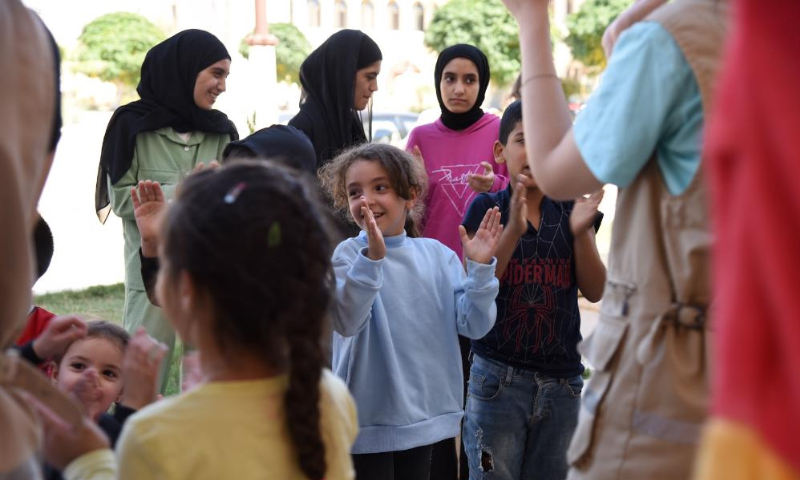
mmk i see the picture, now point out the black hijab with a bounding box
[95,29,239,222]
[222,124,316,174]
[290,29,382,167]
[434,44,491,131]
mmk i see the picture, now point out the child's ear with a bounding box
[179,270,196,312]
[405,188,419,211]
[493,141,506,164]
[50,362,60,384]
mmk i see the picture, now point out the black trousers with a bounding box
[353,444,434,480]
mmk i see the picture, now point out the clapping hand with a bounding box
[120,328,167,410]
[360,196,386,261]
[570,190,604,235]
[460,207,503,264]
[467,162,496,193]
[507,175,529,238]
[28,391,109,471]
[32,316,87,361]
[131,180,166,257]
[602,0,668,58]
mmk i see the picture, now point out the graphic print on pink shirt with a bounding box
[431,163,490,218]
[406,113,508,257]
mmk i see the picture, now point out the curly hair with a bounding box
[318,143,428,237]
[162,161,334,479]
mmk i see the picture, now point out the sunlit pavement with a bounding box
[35,111,126,294]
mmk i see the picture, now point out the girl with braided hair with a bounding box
[115,161,358,480]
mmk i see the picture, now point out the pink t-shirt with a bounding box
[406,113,509,257]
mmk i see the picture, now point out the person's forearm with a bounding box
[574,229,606,302]
[332,252,382,337]
[493,228,523,280]
[518,6,574,172]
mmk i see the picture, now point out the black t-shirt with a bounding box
[462,186,602,377]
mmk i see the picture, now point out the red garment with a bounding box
[15,305,55,347]
[707,0,800,472]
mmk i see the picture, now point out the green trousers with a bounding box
[122,287,177,394]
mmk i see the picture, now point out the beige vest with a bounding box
[567,1,729,479]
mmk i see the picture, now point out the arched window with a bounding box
[388,0,399,30]
[362,0,374,29]
[335,0,347,28]
[307,0,320,27]
[413,2,424,31]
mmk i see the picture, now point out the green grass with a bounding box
[34,282,182,396]
[35,283,126,324]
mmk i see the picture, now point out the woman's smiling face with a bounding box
[193,59,231,110]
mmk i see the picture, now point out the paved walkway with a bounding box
[35,111,126,294]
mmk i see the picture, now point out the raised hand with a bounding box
[360,196,386,261]
[131,180,166,257]
[467,162,496,193]
[507,175,529,238]
[191,159,221,175]
[460,206,503,264]
[32,315,87,361]
[602,0,668,58]
[31,392,110,471]
[501,0,549,20]
[70,369,106,420]
[570,189,604,235]
[120,328,167,410]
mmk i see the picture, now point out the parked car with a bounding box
[368,111,419,145]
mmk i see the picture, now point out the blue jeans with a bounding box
[462,354,583,480]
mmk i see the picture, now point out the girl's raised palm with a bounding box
[360,197,386,261]
[460,206,503,264]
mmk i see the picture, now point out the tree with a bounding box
[239,23,312,85]
[565,0,632,70]
[424,0,520,88]
[76,12,165,92]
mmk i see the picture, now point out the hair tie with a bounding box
[267,222,282,247]
[224,182,247,204]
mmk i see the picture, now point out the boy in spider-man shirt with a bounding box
[460,100,606,480]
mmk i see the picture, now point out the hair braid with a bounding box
[283,200,332,480]
[163,161,335,479]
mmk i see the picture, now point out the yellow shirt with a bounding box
[115,370,357,480]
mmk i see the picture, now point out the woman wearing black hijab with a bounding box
[95,29,238,393]
[405,44,509,480]
[136,124,319,308]
[289,29,382,168]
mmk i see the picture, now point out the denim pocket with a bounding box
[564,375,584,398]
[467,362,503,401]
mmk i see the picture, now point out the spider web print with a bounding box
[503,282,557,354]
[492,200,577,364]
